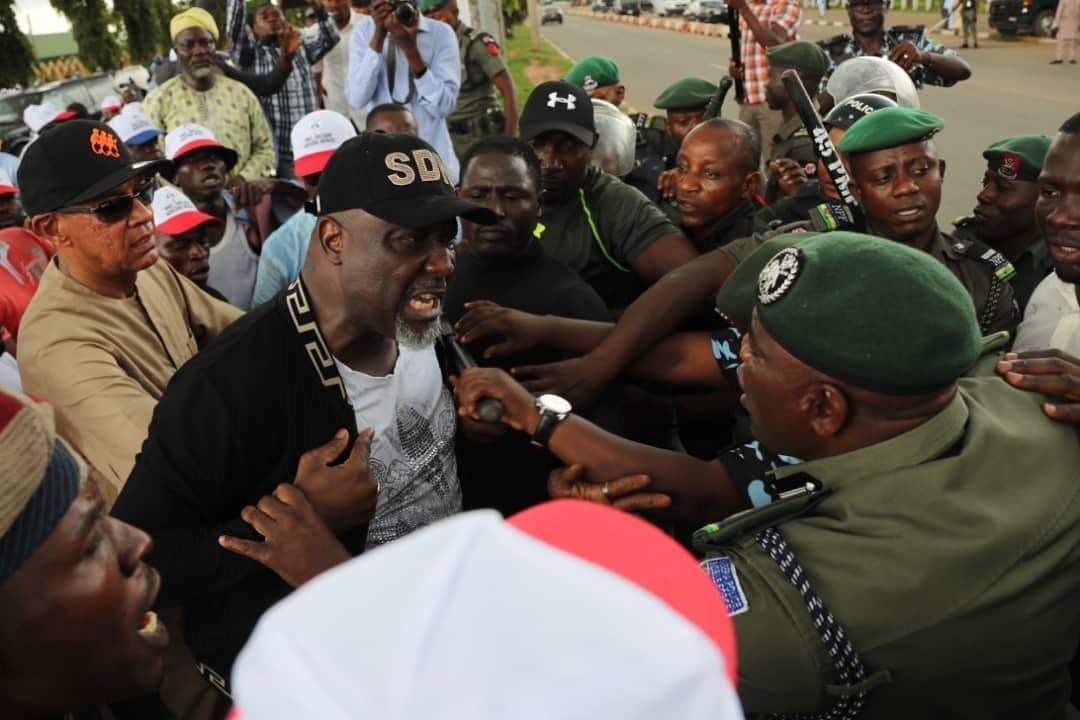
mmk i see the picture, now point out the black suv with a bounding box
[989,0,1059,36]
[0,73,117,155]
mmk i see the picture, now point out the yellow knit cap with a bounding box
[170,7,220,42]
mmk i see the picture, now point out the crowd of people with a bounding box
[0,0,1078,717]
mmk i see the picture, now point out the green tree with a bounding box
[504,0,526,32]
[114,0,175,63]
[0,0,35,87]
[50,0,123,71]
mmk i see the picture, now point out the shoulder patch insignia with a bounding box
[953,238,1017,281]
[792,128,809,139]
[480,33,500,56]
[701,556,749,616]
[758,247,804,304]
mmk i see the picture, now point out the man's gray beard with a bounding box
[190,66,213,79]
[395,313,441,350]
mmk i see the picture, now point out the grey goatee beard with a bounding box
[395,313,441,350]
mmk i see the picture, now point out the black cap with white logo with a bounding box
[316,132,496,228]
[519,81,596,147]
[18,119,168,217]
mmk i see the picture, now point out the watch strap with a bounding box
[532,409,560,447]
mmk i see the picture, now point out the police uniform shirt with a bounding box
[692,202,762,254]
[953,219,1052,314]
[702,377,1080,717]
[818,27,958,88]
[447,24,507,124]
[765,115,817,203]
[536,165,682,309]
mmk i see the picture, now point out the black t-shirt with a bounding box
[444,242,611,515]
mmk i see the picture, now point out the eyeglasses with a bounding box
[55,182,154,225]
[177,37,215,53]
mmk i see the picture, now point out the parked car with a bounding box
[686,0,727,22]
[618,0,641,15]
[988,0,1059,36]
[592,0,612,11]
[655,0,689,15]
[0,72,118,155]
[541,6,565,23]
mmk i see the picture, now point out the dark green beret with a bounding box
[419,0,449,12]
[653,77,718,112]
[766,41,830,76]
[982,134,1051,183]
[714,232,814,330]
[565,56,620,92]
[837,106,944,155]
[755,232,981,394]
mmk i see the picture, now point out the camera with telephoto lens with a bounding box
[393,0,417,25]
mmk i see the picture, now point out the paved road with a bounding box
[542,11,1077,224]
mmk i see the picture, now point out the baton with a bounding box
[780,68,864,228]
[726,3,746,104]
[702,76,734,122]
[440,321,505,424]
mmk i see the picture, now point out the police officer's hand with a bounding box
[768,159,809,197]
[455,367,539,433]
[218,484,352,588]
[510,356,606,412]
[888,40,927,72]
[657,168,678,201]
[548,464,672,513]
[293,428,380,533]
[728,59,745,82]
[997,349,1080,424]
[455,300,547,359]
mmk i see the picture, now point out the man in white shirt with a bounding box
[345,0,461,180]
[320,0,371,128]
[1015,113,1080,355]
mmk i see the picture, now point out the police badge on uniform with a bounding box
[758,248,804,304]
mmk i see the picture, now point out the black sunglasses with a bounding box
[55,181,154,225]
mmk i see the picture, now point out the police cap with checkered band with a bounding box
[17,119,168,217]
[519,81,597,147]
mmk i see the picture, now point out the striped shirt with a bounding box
[739,0,802,105]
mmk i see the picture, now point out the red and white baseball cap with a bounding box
[101,95,122,113]
[108,107,162,146]
[164,123,238,169]
[231,501,742,720]
[291,110,357,179]
[152,185,219,236]
[22,102,76,134]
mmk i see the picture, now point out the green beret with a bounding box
[714,232,813,330]
[837,106,944,155]
[419,0,449,11]
[653,77,718,112]
[565,56,620,92]
[755,232,981,394]
[766,41,829,76]
[982,134,1052,183]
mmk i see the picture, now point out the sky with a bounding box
[15,0,75,35]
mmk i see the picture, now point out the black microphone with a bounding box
[440,322,505,424]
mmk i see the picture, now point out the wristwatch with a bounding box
[531,394,572,447]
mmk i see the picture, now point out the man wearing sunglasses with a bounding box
[15,119,242,503]
[819,0,971,89]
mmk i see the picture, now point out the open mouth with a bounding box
[894,206,926,221]
[1048,240,1080,264]
[402,287,445,323]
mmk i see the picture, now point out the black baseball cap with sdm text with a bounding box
[316,133,496,228]
[519,81,597,147]
[17,119,169,216]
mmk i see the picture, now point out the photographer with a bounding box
[345,0,461,180]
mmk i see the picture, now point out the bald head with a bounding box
[683,119,761,177]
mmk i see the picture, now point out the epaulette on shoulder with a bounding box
[631,111,649,130]
[950,236,1017,282]
[792,127,809,138]
[692,474,824,551]
[953,214,976,228]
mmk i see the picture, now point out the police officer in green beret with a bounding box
[762,41,829,204]
[836,106,1017,335]
[565,55,625,107]
[453,231,1080,717]
[628,77,717,208]
[423,0,518,158]
[953,135,1054,313]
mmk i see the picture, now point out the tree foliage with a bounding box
[50,0,123,71]
[504,0,527,29]
[113,0,174,63]
[0,0,35,88]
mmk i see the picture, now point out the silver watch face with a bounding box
[537,393,572,415]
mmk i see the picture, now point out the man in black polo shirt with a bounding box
[519,81,699,311]
[111,133,495,699]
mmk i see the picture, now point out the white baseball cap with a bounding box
[164,123,238,169]
[101,95,122,113]
[120,101,143,116]
[22,102,76,134]
[108,107,162,146]
[0,167,15,197]
[152,185,219,236]
[291,110,357,178]
[232,501,742,719]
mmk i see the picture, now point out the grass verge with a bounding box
[505,24,575,108]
